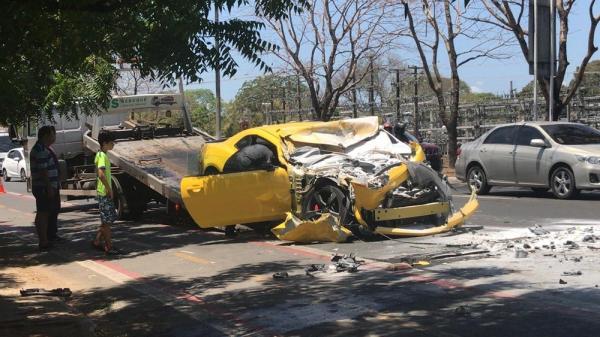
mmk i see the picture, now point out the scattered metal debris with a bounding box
[515,249,529,258]
[529,225,550,236]
[272,272,289,279]
[305,254,364,276]
[454,305,471,317]
[564,241,580,249]
[20,288,72,298]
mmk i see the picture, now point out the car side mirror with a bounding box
[530,139,547,148]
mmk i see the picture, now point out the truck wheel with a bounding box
[3,169,10,182]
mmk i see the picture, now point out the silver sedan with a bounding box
[455,122,600,199]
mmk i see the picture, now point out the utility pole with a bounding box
[369,56,375,116]
[510,80,514,99]
[408,65,422,137]
[549,0,556,121]
[395,69,401,121]
[533,0,538,121]
[214,3,222,139]
[352,71,358,118]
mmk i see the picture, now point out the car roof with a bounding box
[489,121,585,129]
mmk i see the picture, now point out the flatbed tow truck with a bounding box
[14,93,213,219]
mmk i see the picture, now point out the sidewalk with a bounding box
[0,228,94,337]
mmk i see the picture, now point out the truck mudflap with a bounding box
[373,191,479,237]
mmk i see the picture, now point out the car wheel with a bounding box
[550,167,579,199]
[3,169,10,182]
[467,165,490,195]
[20,169,26,181]
[301,185,350,222]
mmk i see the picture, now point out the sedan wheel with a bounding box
[467,166,490,195]
[551,167,579,199]
[3,169,10,182]
[20,169,26,181]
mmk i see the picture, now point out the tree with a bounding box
[401,0,510,168]
[266,0,394,121]
[0,0,307,125]
[228,74,310,126]
[478,0,600,120]
[186,89,217,134]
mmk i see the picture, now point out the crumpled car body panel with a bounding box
[271,213,352,243]
[181,117,478,240]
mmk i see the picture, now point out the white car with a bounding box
[2,147,27,181]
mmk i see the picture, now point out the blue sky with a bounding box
[187,1,599,101]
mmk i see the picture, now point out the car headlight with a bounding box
[576,155,600,165]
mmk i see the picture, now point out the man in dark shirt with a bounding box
[223,144,274,173]
[29,126,60,250]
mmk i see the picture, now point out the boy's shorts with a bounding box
[98,196,118,224]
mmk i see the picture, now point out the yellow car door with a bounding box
[181,167,291,228]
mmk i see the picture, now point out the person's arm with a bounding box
[97,167,113,199]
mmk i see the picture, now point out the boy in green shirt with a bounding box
[93,131,118,253]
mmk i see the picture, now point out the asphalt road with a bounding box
[2,179,600,336]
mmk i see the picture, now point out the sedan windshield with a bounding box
[541,124,600,145]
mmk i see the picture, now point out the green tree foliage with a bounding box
[1,0,307,125]
[186,89,217,134]
[226,74,310,133]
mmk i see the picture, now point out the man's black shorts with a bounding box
[32,186,60,213]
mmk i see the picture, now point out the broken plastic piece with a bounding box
[272,272,289,279]
[20,288,72,298]
[271,213,352,243]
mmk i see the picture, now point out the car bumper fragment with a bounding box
[271,212,353,243]
[374,191,479,237]
[373,201,450,221]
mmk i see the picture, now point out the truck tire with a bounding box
[113,175,146,221]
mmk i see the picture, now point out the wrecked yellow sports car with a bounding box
[181,117,478,241]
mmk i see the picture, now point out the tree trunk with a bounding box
[446,118,458,169]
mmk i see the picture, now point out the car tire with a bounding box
[467,165,490,195]
[301,185,350,222]
[550,166,579,199]
[20,168,26,182]
[3,169,10,182]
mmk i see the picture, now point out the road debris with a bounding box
[515,249,529,258]
[561,271,582,276]
[529,225,550,236]
[305,254,363,276]
[272,272,289,279]
[20,288,72,298]
[454,305,471,317]
[559,279,568,285]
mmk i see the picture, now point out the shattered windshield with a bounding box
[541,124,600,145]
